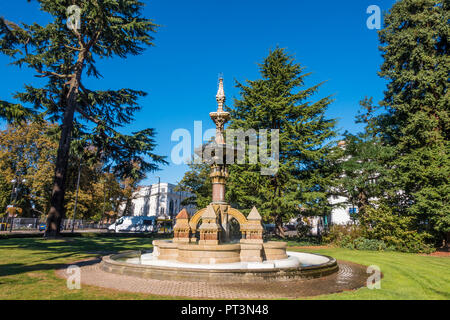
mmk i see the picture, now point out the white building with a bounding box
[295,141,360,235]
[298,199,357,236]
[127,183,196,219]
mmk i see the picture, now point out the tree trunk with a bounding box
[44,98,76,238]
[445,232,450,251]
[357,190,369,217]
[275,214,285,238]
[44,52,85,238]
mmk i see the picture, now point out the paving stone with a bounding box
[56,259,369,299]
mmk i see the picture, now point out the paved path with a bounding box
[57,259,369,299]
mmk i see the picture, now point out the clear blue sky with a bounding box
[0,0,396,186]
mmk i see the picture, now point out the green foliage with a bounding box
[227,47,338,235]
[323,205,434,253]
[375,0,450,244]
[341,237,388,251]
[334,98,395,216]
[296,219,312,238]
[0,121,133,220]
[0,0,166,232]
[0,121,58,217]
[360,205,434,254]
[322,224,363,246]
[176,161,212,209]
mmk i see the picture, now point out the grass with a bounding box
[294,247,450,300]
[0,235,448,300]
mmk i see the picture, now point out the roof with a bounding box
[176,208,189,219]
[247,206,262,220]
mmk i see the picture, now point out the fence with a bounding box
[0,217,108,232]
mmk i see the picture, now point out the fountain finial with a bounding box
[216,76,225,112]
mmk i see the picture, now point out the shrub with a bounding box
[296,218,312,238]
[322,205,435,253]
[360,205,435,254]
[353,237,387,251]
[322,223,363,246]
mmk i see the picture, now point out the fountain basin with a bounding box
[101,250,339,283]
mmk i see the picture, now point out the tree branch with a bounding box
[75,105,100,124]
[35,70,73,79]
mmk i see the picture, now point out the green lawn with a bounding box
[0,235,448,300]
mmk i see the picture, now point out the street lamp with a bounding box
[8,178,26,232]
[9,178,26,207]
[71,159,82,233]
[9,179,17,205]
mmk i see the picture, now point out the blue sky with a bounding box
[0,0,396,185]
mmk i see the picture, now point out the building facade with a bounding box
[302,197,358,236]
[128,183,196,219]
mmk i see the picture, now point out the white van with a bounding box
[108,216,157,233]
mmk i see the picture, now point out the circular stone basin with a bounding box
[101,250,338,283]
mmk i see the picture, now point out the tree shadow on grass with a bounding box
[0,259,100,278]
[1,237,152,255]
[0,236,155,277]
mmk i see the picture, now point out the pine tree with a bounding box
[0,0,166,237]
[377,0,449,246]
[335,98,395,217]
[227,48,337,237]
[176,161,212,209]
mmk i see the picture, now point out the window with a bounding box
[169,200,174,215]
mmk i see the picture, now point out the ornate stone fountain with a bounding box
[153,77,287,264]
[101,78,339,283]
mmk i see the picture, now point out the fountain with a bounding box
[101,78,339,283]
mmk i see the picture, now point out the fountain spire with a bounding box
[210,76,230,146]
[216,76,225,112]
[209,76,231,204]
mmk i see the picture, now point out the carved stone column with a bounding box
[173,208,191,243]
[241,207,264,244]
[198,205,220,245]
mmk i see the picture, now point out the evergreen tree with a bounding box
[176,161,212,209]
[0,0,166,236]
[377,0,449,246]
[335,98,394,217]
[227,48,337,237]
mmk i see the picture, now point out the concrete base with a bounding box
[153,240,288,264]
[101,250,339,283]
[263,241,288,260]
[240,243,263,262]
[177,243,241,264]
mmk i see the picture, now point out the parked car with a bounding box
[156,218,173,233]
[283,224,297,232]
[38,223,64,232]
[263,223,276,234]
[108,216,157,233]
